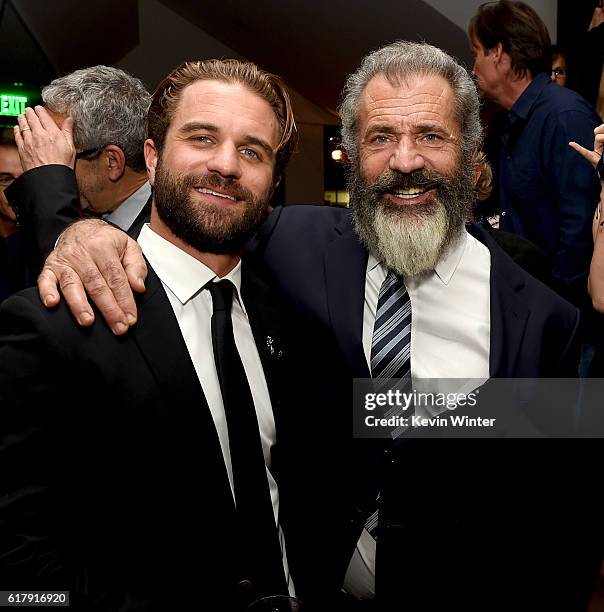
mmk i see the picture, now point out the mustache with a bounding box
[368,169,450,195]
[177,172,256,202]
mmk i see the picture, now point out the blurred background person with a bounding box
[570,124,604,382]
[473,150,552,288]
[551,44,570,87]
[0,129,20,238]
[469,0,600,307]
[0,130,26,302]
[570,124,604,312]
[469,0,601,374]
[5,66,152,277]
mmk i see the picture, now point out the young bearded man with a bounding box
[0,60,300,611]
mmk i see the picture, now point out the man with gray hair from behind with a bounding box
[6,66,152,271]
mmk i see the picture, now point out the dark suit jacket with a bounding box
[3,165,152,297]
[0,260,297,611]
[250,205,602,611]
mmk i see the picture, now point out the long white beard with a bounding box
[372,202,452,278]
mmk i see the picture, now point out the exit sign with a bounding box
[0,95,27,116]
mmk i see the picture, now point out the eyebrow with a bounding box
[363,123,398,139]
[178,121,275,159]
[364,122,453,139]
[414,123,453,137]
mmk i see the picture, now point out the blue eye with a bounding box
[421,134,444,146]
[371,134,391,144]
[242,148,259,159]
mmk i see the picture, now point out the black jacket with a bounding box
[0,260,299,611]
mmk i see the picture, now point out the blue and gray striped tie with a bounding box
[365,270,412,539]
[370,270,412,381]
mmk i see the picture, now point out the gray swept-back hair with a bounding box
[339,41,482,166]
[42,66,151,172]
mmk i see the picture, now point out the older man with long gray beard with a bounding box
[29,42,602,611]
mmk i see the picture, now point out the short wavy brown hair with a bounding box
[474,151,493,202]
[147,59,297,182]
[468,0,551,79]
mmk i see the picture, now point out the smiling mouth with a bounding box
[194,187,238,201]
[389,187,434,200]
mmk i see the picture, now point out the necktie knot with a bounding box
[206,279,234,312]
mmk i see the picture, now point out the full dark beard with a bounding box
[153,161,271,255]
[349,156,476,276]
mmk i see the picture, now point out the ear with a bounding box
[104,145,127,182]
[266,173,281,204]
[145,139,159,186]
[493,42,513,73]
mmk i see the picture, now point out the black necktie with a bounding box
[205,280,287,598]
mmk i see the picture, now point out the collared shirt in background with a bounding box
[104,181,151,231]
[498,72,601,290]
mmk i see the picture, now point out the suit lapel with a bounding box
[467,224,530,377]
[130,263,235,508]
[241,264,288,425]
[324,215,370,378]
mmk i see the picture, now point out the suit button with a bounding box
[237,579,252,592]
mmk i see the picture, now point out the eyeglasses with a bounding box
[597,154,603,183]
[0,175,16,188]
[75,146,105,161]
[551,68,566,78]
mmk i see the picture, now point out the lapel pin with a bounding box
[265,335,284,359]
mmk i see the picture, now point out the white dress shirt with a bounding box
[137,224,294,594]
[104,182,151,231]
[344,229,491,599]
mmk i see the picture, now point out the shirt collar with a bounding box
[368,229,467,285]
[104,181,151,231]
[137,224,245,312]
[509,72,550,122]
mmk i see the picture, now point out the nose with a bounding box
[206,142,242,179]
[389,137,425,174]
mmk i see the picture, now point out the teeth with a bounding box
[195,188,236,201]
[393,188,427,199]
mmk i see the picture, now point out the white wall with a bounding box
[115,0,336,205]
[423,0,557,41]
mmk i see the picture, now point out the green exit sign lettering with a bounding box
[0,95,27,116]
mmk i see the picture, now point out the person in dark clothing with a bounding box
[469,0,601,307]
[0,131,27,301]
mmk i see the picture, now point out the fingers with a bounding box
[16,113,32,141]
[38,251,96,326]
[24,106,43,133]
[34,105,60,133]
[595,133,604,157]
[52,220,139,334]
[123,239,148,295]
[78,256,128,333]
[569,141,599,167]
[37,266,61,308]
[61,116,75,140]
[13,124,24,152]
